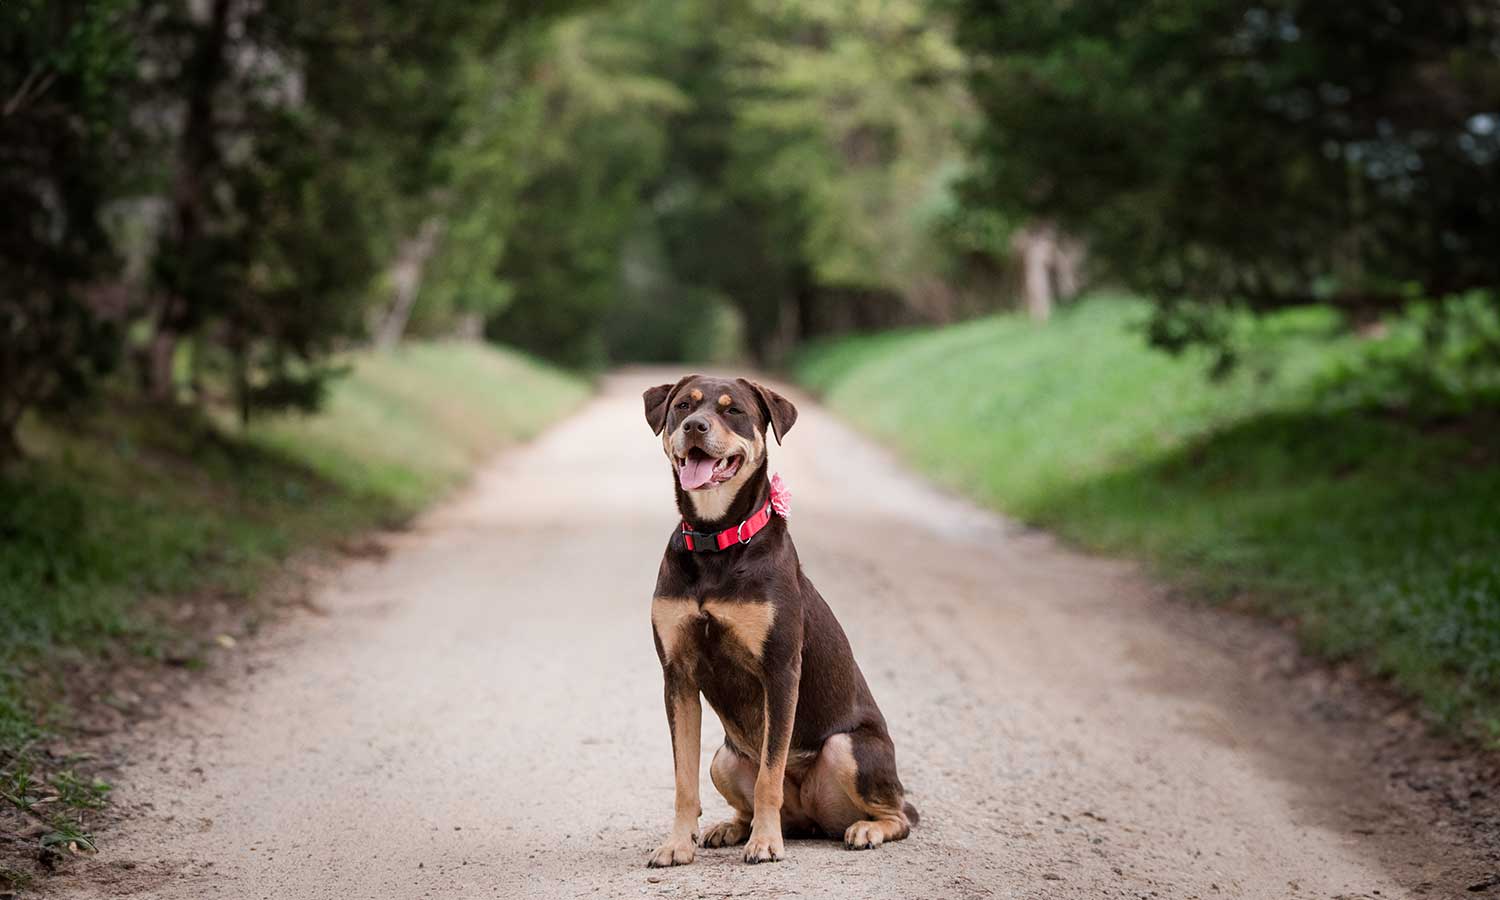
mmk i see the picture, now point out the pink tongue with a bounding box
[678,456,717,491]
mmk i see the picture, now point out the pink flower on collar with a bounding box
[769,472,791,519]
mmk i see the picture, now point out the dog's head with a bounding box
[642,375,796,516]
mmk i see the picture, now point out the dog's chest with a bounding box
[651,596,776,670]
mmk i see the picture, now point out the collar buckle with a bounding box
[681,501,773,553]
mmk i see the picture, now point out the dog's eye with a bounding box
[674,401,691,411]
[726,406,744,415]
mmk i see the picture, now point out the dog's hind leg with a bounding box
[801,729,915,850]
[702,743,755,847]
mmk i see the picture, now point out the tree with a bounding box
[473,12,686,367]
[954,0,1500,343]
[1,0,606,446]
[638,0,969,362]
[0,0,136,458]
[126,0,593,417]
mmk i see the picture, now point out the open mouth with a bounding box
[676,447,744,491]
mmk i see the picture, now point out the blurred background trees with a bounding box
[2,0,135,458]
[2,0,1498,456]
[954,0,1500,359]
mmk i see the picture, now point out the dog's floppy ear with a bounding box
[739,379,798,444]
[643,375,698,435]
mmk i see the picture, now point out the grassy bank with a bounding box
[794,298,1500,736]
[0,342,587,758]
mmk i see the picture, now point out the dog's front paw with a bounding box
[702,818,750,848]
[742,826,785,864]
[647,834,697,868]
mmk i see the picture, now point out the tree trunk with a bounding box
[0,359,52,463]
[0,416,22,465]
[374,218,443,350]
[234,346,251,427]
[144,327,178,402]
[1055,236,1086,300]
[766,294,802,366]
[453,312,484,341]
[1013,223,1058,322]
[147,0,233,401]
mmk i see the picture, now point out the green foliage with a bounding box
[48,770,112,810]
[483,14,687,367]
[642,0,969,360]
[0,864,32,892]
[1318,291,1500,414]
[1,0,596,450]
[0,0,136,455]
[0,756,107,860]
[0,342,585,758]
[406,34,547,335]
[420,0,972,366]
[953,0,1500,343]
[796,296,1500,734]
[39,820,96,854]
[10,0,1500,427]
[731,0,967,294]
[140,0,564,413]
[250,342,589,508]
[2,0,973,399]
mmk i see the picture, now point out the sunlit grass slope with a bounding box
[795,298,1500,735]
[251,343,588,509]
[0,342,588,752]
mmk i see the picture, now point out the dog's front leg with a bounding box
[648,671,702,867]
[744,660,801,863]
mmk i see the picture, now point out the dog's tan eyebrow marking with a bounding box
[718,394,732,407]
[689,388,703,402]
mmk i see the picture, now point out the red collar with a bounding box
[681,502,774,552]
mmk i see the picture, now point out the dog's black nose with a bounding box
[684,415,711,434]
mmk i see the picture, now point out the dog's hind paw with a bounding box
[843,820,890,850]
[702,819,750,848]
[646,835,697,868]
[742,827,785,864]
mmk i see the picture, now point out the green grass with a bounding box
[0,342,588,759]
[1,755,107,856]
[0,864,33,893]
[794,297,1500,736]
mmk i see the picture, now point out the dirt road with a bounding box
[60,373,1485,899]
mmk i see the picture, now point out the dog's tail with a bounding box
[903,801,920,828]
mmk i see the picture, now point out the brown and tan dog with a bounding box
[642,374,917,867]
